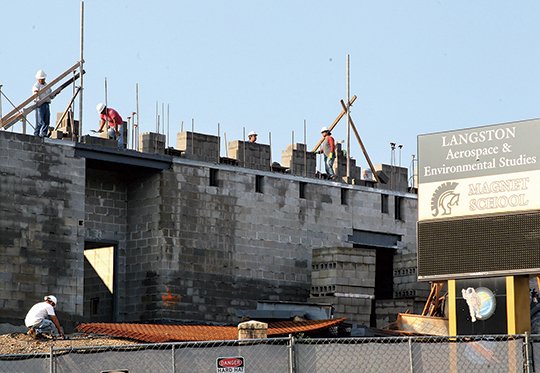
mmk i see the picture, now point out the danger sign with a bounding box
[216,356,245,373]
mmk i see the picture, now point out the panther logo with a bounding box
[431,182,460,217]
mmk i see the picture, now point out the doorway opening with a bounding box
[84,242,116,322]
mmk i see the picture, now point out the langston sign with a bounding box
[418,119,540,221]
[417,118,540,280]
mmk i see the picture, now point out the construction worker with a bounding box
[96,103,124,148]
[319,127,336,180]
[32,70,53,137]
[248,130,257,143]
[25,295,64,339]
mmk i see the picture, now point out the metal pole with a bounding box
[217,122,221,163]
[243,126,246,167]
[346,53,351,180]
[269,132,272,170]
[155,101,158,132]
[34,91,38,136]
[104,77,108,107]
[172,344,176,373]
[0,84,3,118]
[126,116,131,149]
[288,334,295,373]
[135,83,140,151]
[269,131,272,171]
[78,0,84,142]
[162,102,165,136]
[224,131,228,157]
[181,120,184,132]
[399,145,403,167]
[191,118,194,155]
[49,345,54,373]
[408,337,414,373]
[167,103,170,148]
[131,112,135,150]
[525,332,531,373]
[303,119,307,177]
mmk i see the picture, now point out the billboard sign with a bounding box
[418,119,540,221]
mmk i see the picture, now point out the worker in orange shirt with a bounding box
[319,127,336,180]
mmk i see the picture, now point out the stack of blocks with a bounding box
[334,143,362,181]
[176,131,219,163]
[281,143,316,178]
[310,247,376,325]
[140,132,166,154]
[228,140,271,171]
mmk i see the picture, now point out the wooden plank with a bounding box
[310,95,357,153]
[0,61,82,128]
[1,71,83,130]
[396,313,449,336]
[339,99,381,183]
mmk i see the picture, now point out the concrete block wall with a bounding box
[334,143,362,181]
[375,299,415,328]
[310,247,376,325]
[228,140,271,171]
[375,164,409,192]
[84,168,129,321]
[176,131,219,163]
[82,135,117,149]
[0,131,420,327]
[140,132,166,155]
[281,143,316,178]
[124,171,163,321]
[118,160,419,324]
[0,132,85,326]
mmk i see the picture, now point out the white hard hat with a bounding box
[248,131,257,137]
[44,295,57,306]
[35,70,47,80]
[96,103,106,114]
[320,126,329,133]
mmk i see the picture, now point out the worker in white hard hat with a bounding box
[248,130,257,143]
[319,126,337,180]
[24,295,64,339]
[96,103,124,148]
[32,70,54,137]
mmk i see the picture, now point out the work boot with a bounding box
[27,328,37,339]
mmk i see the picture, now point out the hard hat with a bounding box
[248,131,257,137]
[44,295,57,306]
[35,70,47,80]
[320,126,329,133]
[96,103,106,114]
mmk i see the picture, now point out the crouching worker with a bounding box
[96,102,124,148]
[25,295,65,339]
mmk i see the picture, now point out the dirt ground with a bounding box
[0,333,138,355]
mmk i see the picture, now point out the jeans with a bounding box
[34,103,50,137]
[30,319,58,336]
[324,154,335,178]
[107,125,124,148]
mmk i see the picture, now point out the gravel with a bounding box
[0,333,138,355]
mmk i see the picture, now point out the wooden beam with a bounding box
[310,95,357,153]
[0,61,82,128]
[1,70,84,130]
[53,86,81,132]
[339,99,380,183]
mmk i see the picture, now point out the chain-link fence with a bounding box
[0,334,537,372]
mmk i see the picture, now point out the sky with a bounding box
[2,1,540,178]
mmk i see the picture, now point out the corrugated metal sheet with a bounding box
[76,318,346,343]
